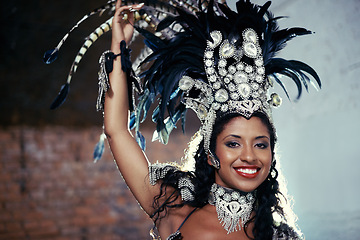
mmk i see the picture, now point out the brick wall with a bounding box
[0,126,190,240]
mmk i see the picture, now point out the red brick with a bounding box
[0,172,12,182]
[75,206,93,216]
[24,221,39,231]
[0,231,26,240]
[40,219,56,229]
[70,216,87,226]
[4,222,22,231]
[0,192,20,203]
[22,211,44,221]
[0,211,12,222]
[27,227,59,238]
[60,225,81,236]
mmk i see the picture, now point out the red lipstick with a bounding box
[234,166,260,179]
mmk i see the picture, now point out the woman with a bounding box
[102,0,320,239]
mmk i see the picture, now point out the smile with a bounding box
[234,167,260,178]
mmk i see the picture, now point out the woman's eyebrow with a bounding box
[222,134,241,140]
[222,135,270,141]
[255,135,270,140]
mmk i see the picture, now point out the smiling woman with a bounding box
[102,0,320,238]
[46,0,321,239]
[147,111,296,239]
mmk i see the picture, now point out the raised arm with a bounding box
[103,0,157,215]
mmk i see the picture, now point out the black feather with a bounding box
[133,0,321,144]
[50,83,70,109]
[43,48,59,64]
[156,15,177,32]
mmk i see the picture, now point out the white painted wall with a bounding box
[227,1,360,239]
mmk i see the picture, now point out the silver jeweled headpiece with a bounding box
[179,29,272,152]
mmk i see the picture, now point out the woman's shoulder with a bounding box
[272,222,303,240]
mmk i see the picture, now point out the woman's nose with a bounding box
[240,145,256,163]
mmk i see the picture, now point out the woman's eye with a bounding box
[225,142,239,148]
[255,143,269,149]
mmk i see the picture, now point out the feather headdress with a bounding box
[45,0,320,158]
[134,0,320,152]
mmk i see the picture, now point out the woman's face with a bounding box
[211,116,272,192]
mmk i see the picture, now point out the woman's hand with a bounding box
[112,1,144,49]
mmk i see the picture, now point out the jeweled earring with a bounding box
[268,158,277,179]
[208,151,220,169]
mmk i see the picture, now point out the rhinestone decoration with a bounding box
[215,89,229,102]
[237,62,244,70]
[255,75,263,83]
[255,58,263,66]
[270,93,282,107]
[220,40,236,58]
[257,66,265,75]
[205,51,213,58]
[238,83,252,99]
[149,163,177,186]
[234,72,247,83]
[178,177,195,202]
[209,75,217,82]
[213,81,221,90]
[245,65,253,73]
[228,83,236,92]
[219,68,227,76]
[206,67,215,75]
[230,92,239,100]
[243,28,258,42]
[198,104,208,119]
[243,42,258,58]
[252,82,259,90]
[219,59,227,67]
[179,76,195,91]
[220,104,228,112]
[228,65,236,74]
[208,31,222,48]
[205,59,213,67]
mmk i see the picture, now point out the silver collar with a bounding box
[209,183,255,234]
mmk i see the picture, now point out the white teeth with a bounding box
[237,168,257,174]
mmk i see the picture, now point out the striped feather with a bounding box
[44,1,116,64]
[66,17,113,85]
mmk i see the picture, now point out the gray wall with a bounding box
[228,0,360,239]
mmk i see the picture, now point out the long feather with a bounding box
[43,1,116,64]
[50,83,70,110]
[66,18,112,85]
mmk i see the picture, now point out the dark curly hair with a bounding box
[150,112,301,239]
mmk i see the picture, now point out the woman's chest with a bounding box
[179,205,253,240]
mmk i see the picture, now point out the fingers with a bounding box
[116,2,144,12]
[114,3,144,21]
[114,3,145,27]
[112,2,145,45]
[115,0,121,11]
